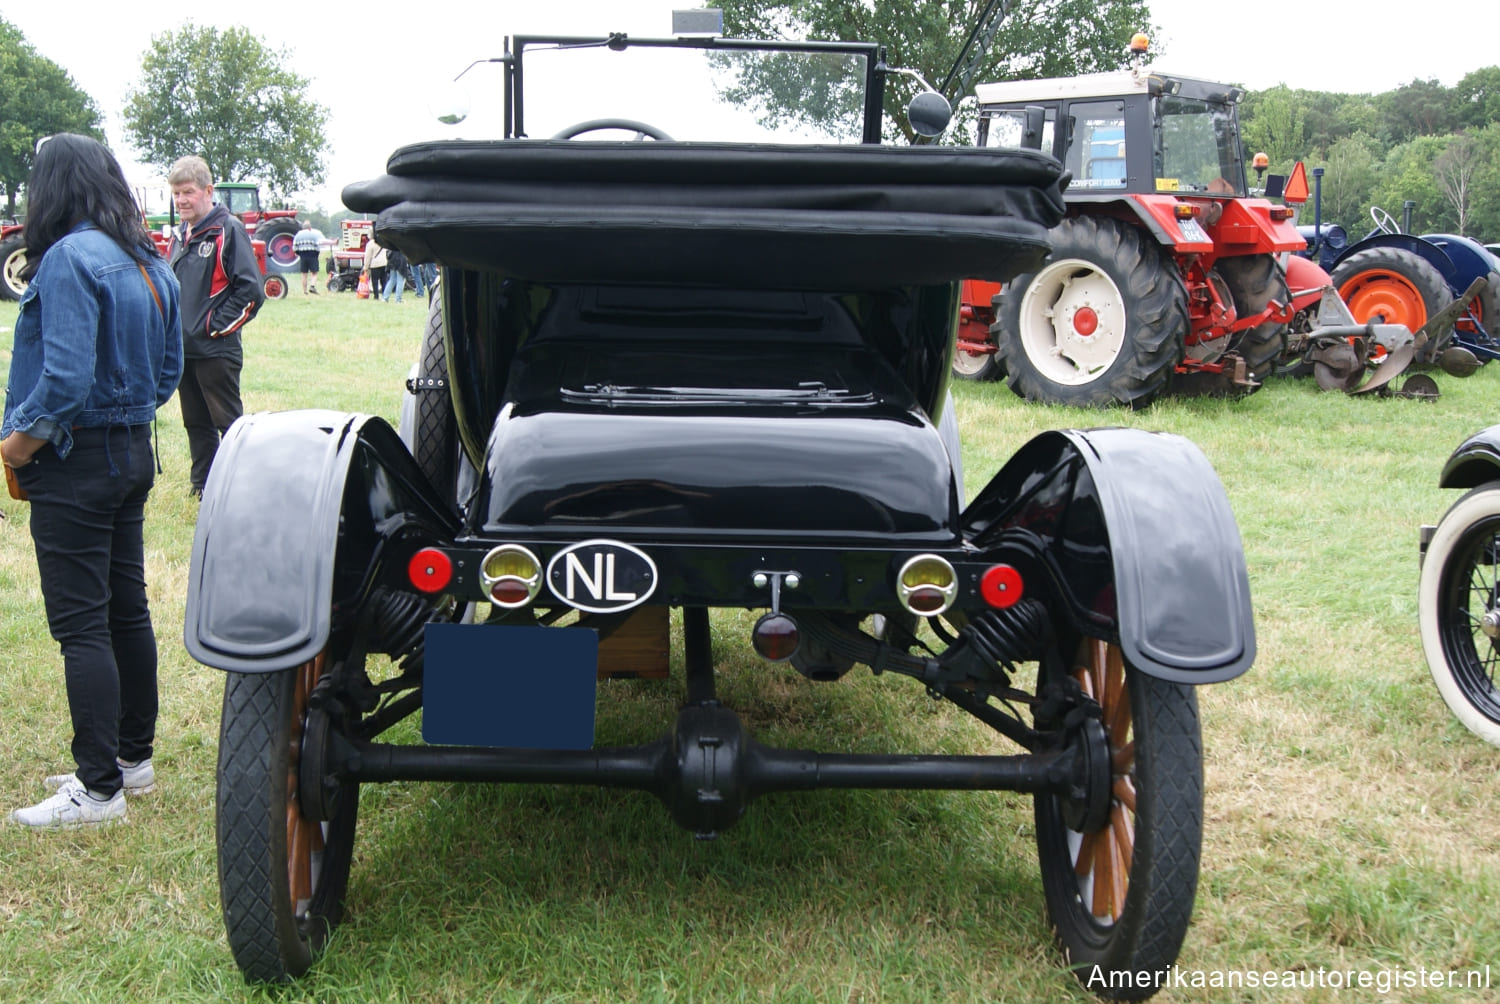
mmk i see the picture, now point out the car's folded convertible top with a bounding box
[343,140,1067,289]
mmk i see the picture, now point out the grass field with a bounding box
[1,288,1497,1003]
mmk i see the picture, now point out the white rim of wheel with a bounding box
[1016,257,1127,386]
[1417,490,1500,747]
[952,343,994,376]
[3,246,26,297]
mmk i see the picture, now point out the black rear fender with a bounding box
[184,410,461,673]
[962,428,1254,684]
[1439,425,1500,489]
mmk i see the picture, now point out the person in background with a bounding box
[382,244,408,303]
[292,220,325,295]
[407,252,428,298]
[361,233,388,299]
[166,155,264,498]
[2,134,183,828]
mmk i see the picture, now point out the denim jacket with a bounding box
[2,222,184,458]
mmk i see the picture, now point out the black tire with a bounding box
[412,282,458,506]
[1331,246,1451,334]
[1461,269,1500,341]
[951,343,1004,381]
[218,654,360,982]
[1035,638,1202,1000]
[1217,254,1290,380]
[256,218,303,273]
[1418,483,1500,747]
[0,235,28,301]
[952,310,1004,382]
[996,216,1187,408]
[261,273,288,300]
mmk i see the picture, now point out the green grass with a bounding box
[2,290,1499,1003]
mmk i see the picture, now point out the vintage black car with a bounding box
[184,28,1255,999]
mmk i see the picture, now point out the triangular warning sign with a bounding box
[1283,162,1310,204]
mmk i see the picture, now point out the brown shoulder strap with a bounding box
[136,260,165,320]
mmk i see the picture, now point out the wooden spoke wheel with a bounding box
[1034,638,1203,999]
[217,651,361,982]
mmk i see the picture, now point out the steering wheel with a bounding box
[551,119,674,142]
[1370,205,1401,234]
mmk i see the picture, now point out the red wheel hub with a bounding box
[1072,305,1099,336]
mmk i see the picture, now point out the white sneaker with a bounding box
[45,758,156,796]
[12,778,126,829]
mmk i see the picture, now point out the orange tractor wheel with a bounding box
[1331,247,1451,332]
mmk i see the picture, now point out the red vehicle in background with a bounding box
[953,46,1309,406]
[2,211,287,302]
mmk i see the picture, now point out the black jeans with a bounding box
[179,355,242,492]
[15,424,158,798]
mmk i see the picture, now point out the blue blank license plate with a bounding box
[422,623,598,749]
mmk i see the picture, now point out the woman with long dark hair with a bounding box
[2,134,183,828]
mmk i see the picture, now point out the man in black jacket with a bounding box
[166,156,265,496]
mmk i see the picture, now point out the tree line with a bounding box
[1240,70,1500,243]
[2,6,1497,248]
[0,17,327,220]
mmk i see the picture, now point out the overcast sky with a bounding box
[5,1,1494,212]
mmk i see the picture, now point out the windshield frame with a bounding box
[504,33,886,144]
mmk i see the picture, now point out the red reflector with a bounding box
[408,548,452,593]
[489,578,532,607]
[980,564,1024,608]
[752,612,800,662]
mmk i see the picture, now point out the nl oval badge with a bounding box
[545,539,657,614]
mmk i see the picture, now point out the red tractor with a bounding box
[954,47,1327,406]
[326,218,374,292]
[2,212,287,304]
[209,181,303,274]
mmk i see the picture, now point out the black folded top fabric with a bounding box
[343,140,1068,289]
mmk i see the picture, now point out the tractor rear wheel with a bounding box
[996,216,1187,408]
[257,219,303,273]
[1218,254,1291,380]
[0,236,28,301]
[1331,247,1451,334]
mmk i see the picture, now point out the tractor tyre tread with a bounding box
[996,215,1187,409]
[1217,254,1290,380]
[1331,246,1450,331]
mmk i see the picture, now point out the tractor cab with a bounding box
[214,181,265,221]
[975,70,1249,201]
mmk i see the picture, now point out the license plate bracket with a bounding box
[422,623,598,749]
